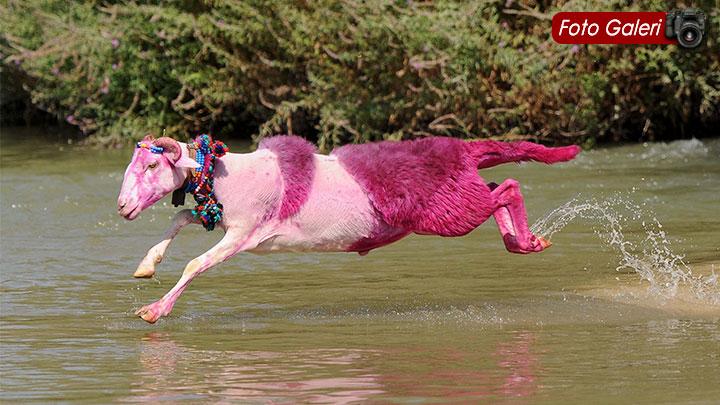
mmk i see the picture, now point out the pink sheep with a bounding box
[118,135,580,323]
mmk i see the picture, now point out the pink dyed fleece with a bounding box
[259,135,318,220]
[259,135,578,237]
[332,137,579,237]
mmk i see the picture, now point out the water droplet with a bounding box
[531,195,718,303]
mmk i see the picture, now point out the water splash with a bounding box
[531,195,719,304]
[636,138,709,162]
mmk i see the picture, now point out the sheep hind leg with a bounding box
[488,180,551,254]
[134,209,199,278]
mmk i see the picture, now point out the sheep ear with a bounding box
[153,136,197,168]
[174,155,200,169]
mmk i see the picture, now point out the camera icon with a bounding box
[665,9,706,48]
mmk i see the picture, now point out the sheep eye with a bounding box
[147,162,159,169]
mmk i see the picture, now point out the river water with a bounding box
[1,129,719,403]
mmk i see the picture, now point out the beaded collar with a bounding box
[180,134,229,231]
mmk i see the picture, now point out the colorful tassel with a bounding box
[184,134,229,231]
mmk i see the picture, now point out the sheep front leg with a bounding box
[134,209,199,278]
[134,229,252,323]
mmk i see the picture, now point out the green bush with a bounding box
[2,0,718,149]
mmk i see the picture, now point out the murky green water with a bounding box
[1,128,719,403]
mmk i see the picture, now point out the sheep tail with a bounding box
[466,140,581,169]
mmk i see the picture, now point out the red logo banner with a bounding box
[552,12,676,44]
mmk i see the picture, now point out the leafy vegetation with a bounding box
[2,0,718,149]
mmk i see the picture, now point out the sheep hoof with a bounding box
[538,236,552,249]
[133,264,155,278]
[135,304,161,324]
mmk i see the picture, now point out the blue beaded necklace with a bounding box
[183,134,229,231]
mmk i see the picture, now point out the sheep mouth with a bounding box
[120,204,142,220]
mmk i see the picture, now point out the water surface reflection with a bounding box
[130,331,539,403]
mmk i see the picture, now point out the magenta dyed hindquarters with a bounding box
[259,135,317,220]
[332,137,496,237]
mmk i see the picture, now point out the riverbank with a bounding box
[3,1,719,149]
